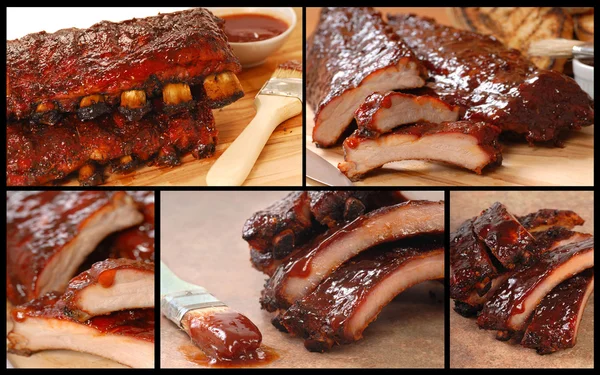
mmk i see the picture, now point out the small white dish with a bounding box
[209,7,296,69]
[573,57,594,99]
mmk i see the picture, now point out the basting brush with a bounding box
[206,60,303,186]
[160,261,262,362]
[528,39,594,59]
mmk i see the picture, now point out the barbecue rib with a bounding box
[59,259,154,322]
[477,237,594,333]
[339,121,502,180]
[387,14,594,145]
[354,92,460,137]
[7,293,154,368]
[518,209,585,232]
[6,8,241,122]
[281,238,444,352]
[6,192,143,306]
[308,7,427,147]
[7,99,216,186]
[261,200,444,311]
[472,202,535,269]
[522,269,594,354]
[529,227,593,256]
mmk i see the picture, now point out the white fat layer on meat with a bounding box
[37,203,143,297]
[8,318,153,368]
[314,61,425,146]
[347,250,444,341]
[341,133,491,179]
[76,270,154,318]
[284,202,444,304]
[508,249,594,330]
[370,96,459,134]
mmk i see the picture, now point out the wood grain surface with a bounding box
[304,7,594,187]
[160,191,445,368]
[58,7,303,187]
[450,191,594,368]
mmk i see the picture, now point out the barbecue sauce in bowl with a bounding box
[222,14,288,43]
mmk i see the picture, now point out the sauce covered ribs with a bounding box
[450,201,594,354]
[243,191,445,353]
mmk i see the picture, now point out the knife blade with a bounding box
[306,149,353,186]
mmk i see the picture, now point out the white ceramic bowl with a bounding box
[573,58,594,99]
[209,7,296,68]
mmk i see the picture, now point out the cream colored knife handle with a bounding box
[206,95,301,186]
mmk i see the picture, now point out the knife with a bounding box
[160,261,262,360]
[306,149,353,186]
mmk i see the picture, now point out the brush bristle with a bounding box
[528,38,586,58]
[271,67,303,79]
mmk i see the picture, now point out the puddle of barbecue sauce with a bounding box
[222,14,288,43]
[179,344,279,368]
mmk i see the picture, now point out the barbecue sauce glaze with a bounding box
[222,14,288,43]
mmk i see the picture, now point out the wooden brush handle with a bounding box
[206,95,301,186]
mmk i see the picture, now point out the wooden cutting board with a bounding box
[160,191,445,368]
[305,7,594,186]
[41,7,302,187]
[450,191,594,368]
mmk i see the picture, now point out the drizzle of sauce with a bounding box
[222,14,288,43]
[179,343,279,368]
[98,269,118,288]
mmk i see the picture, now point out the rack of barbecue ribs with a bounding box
[6,191,156,367]
[6,8,244,186]
[307,8,594,180]
[242,192,445,352]
[450,202,594,354]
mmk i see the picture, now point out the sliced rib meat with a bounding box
[307,191,406,228]
[60,259,154,321]
[242,192,313,259]
[450,217,499,302]
[355,92,459,137]
[521,269,594,354]
[261,200,444,311]
[387,14,594,145]
[529,227,593,256]
[6,191,143,305]
[8,292,154,368]
[473,202,535,269]
[477,237,594,333]
[338,121,502,180]
[281,238,444,352]
[308,7,426,147]
[518,209,585,232]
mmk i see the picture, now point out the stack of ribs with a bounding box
[243,191,445,352]
[307,8,594,180]
[6,8,244,186]
[6,191,156,367]
[450,202,594,354]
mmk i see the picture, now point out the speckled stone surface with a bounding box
[450,191,594,368]
[160,191,444,368]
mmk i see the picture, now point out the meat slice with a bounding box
[355,92,460,137]
[387,14,594,145]
[6,191,143,306]
[7,293,154,368]
[338,121,502,180]
[60,259,154,321]
[261,200,444,311]
[477,237,594,333]
[473,202,535,269]
[281,238,444,352]
[450,218,499,303]
[529,227,593,256]
[307,7,427,147]
[308,191,406,228]
[518,209,585,232]
[242,192,313,259]
[521,269,594,354]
